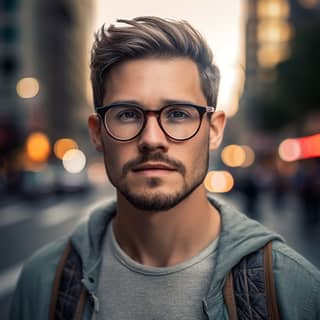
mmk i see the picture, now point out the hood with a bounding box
[70,195,283,294]
[70,198,117,291]
[205,196,283,301]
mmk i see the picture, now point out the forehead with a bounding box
[102,57,206,106]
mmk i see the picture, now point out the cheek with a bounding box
[194,144,209,168]
[174,138,209,175]
[102,139,133,173]
[189,133,210,169]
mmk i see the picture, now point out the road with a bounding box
[0,184,116,319]
[1,187,319,318]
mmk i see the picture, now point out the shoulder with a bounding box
[272,240,319,282]
[10,238,68,320]
[271,240,320,319]
[22,237,68,282]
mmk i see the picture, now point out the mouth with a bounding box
[132,162,177,175]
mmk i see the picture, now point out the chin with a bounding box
[119,181,202,212]
[122,192,183,211]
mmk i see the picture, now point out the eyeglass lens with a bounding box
[104,105,202,141]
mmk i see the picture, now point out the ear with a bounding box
[209,111,226,151]
[88,114,103,152]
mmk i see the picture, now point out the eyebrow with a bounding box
[107,99,198,107]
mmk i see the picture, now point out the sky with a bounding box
[93,0,245,116]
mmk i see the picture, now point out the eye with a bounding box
[115,108,142,122]
[169,110,189,118]
[164,106,193,122]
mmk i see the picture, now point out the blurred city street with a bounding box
[1,0,320,318]
[0,184,116,319]
[1,185,319,319]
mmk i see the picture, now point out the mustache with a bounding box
[122,152,186,177]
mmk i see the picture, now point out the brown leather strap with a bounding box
[49,241,72,320]
[264,242,281,320]
[73,288,88,320]
[223,271,238,320]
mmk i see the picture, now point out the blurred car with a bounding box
[19,163,92,199]
[54,169,92,195]
[20,166,56,199]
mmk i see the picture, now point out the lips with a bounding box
[132,162,176,172]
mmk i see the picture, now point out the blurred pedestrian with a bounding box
[10,16,320,320]
[240,166,260,217]
[296,159,320,225]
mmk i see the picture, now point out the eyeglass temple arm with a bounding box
[206,106,216,113]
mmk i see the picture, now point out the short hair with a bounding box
[90,16,220,109]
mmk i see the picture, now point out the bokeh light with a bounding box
[257,0,290,19]
[258,20,292,43]
[26,132,51,162]
[221,145,246,167]
[16,77,40,99]
[279,134,320,161]
[62,149,86,174]
[299,134,320,159]
[278,138,301,161]
[241,145,255,167]
[54,138,79,160]
[204,170,234,193]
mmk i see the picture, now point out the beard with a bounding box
[106,149,209,212]
[118,175,204,211]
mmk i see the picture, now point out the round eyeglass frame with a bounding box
[95,102,216,142]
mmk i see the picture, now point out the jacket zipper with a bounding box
[90,291,100,319]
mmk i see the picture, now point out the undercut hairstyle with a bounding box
[90,16,220,109]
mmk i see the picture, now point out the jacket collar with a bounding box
[71,195,283,298]
[203,196,282,312]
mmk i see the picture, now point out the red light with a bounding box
[279,134,320,161]
[299,134,320,159]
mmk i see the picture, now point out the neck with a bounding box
[112,185,221,267]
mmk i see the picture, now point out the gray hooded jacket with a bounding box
[10,196,320,319]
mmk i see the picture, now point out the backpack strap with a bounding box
[264,242,280,320]
[223,271,238,320]
[223,241,280,320]
[50,240,88,320]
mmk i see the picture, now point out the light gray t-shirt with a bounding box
[96,221,218,320]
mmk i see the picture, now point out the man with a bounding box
[11,16,319,319]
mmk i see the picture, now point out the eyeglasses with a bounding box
[96,102,216,141]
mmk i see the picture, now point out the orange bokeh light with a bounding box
[26,132,51,162]
[221,145,246,167]
[204,170,234,193]
[53,138,79,159]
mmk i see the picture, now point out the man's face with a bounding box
[89,57,224,211]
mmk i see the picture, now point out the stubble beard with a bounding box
[107,151,209,212]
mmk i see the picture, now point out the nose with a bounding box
[137,113,169,152]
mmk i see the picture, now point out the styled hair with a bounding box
[90,16,220,109]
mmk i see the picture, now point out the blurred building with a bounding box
[0,0,94,193]
[243,0,291,111]
[0,0,25,191]
[241,0,320,131]
[0,0,93,150]
[32,0,93,142]
[0,0,23,122]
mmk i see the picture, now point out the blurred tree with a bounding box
[248,20,320,132]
